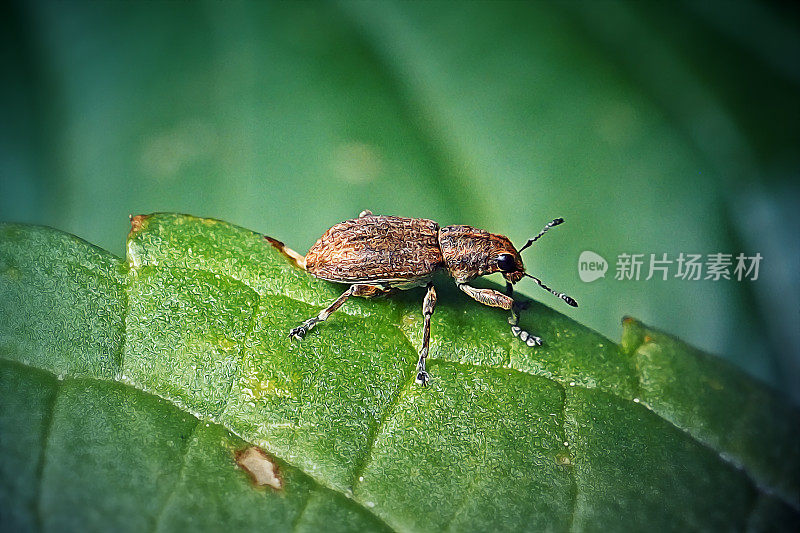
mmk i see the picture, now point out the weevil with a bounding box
[266,210,577,386]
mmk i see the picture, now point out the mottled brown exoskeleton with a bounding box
[266,210,577,386]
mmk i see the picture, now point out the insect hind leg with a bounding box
[289,284,387,340]
[289,285,355,339]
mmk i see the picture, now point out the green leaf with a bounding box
[1,213,798,532]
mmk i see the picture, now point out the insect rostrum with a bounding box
[266,210,577,386]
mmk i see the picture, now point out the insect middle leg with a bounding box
[457,283,542,346]
[289,284,386,339]
[415,282,437,386]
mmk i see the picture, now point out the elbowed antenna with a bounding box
[516,218,577,306]
[524,272,578,307]
[517,218,564,254]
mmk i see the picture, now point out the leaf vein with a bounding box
[563,386,579,533]
[150,417,201,533]
[289,487,318,533]
[350,324,417,492]
[34,377,60,533]
[219,293,260,419]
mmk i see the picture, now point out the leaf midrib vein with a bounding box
[150,418,201,533]
[34,377,60,533]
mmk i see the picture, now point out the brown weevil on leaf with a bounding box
[266,210,577,386]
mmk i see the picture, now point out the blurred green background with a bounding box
[1,0,798,402]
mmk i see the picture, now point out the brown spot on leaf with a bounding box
[128,214,149,236]
[643,335,652,344]
[235,446,282,490]
[264,235,285,250]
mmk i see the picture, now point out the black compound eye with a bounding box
[497,253,516,272]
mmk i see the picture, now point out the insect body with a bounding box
[267,210,577,386]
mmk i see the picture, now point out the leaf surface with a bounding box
[1,214,798,532]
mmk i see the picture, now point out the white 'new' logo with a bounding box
[578,251,608,282]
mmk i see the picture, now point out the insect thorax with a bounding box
[438,225,520,282]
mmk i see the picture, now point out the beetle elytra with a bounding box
[266,210,577,386]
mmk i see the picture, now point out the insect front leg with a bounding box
[415,283,437,386]
[505,282,523,329]
[505,282,531,331]
[458,283,542,347]
[506,282,531,311]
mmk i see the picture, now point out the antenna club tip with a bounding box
[563,295,578,307]
[553,217,565,225]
